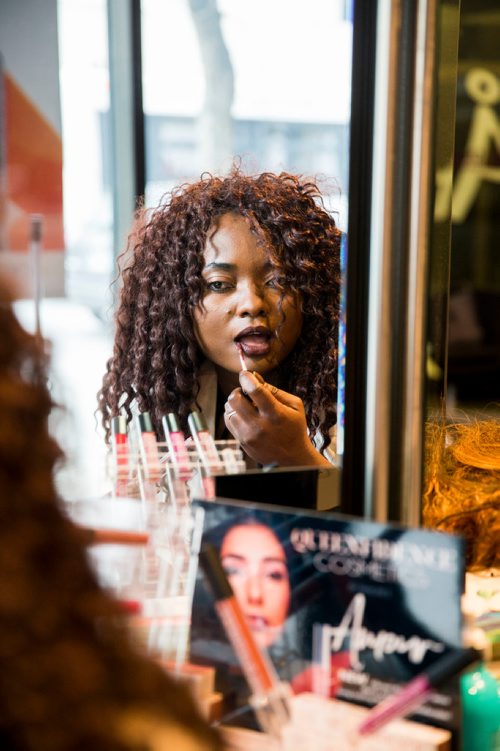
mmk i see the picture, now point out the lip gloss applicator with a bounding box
[199,543,291,739]
[357,646,480,736]
[236,342,247,371]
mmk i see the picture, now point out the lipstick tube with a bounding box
[162,413,191,480]
[358,646,480,736]
[111,415,129,497]
[161,413,190,506]
[136,412,161,480]
[199,544,290,738]
[188,411,223,500]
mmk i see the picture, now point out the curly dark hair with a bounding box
[98,168,341,448]
[0,276,222,750]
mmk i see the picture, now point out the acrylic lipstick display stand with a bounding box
[69,437,247,672]
[110,439,245,508]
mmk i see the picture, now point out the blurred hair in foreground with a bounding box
[0,274,223,751]
[423,417,500,572]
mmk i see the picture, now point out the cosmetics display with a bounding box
[85,412,246,668]
[220,694,453,750]
[65,493,206,668]
[109,410,245,511]
[97,415,499,748]
[188,498,467,743]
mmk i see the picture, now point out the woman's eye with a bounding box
[267,570,287,582]
[206,280,232,292]
[222,564,243,577]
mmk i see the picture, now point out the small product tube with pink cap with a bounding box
[136,412,161,481]
[111,415,129,497]
[187,411,223,500]
[161,413,190,505]
[357,646,480,736]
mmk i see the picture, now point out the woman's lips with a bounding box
[238,336,272,357]
[246,615,269,631]
[235,327,273,358]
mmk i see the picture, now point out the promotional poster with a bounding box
[189,498,465,732]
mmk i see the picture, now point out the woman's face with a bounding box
[220,523,291,648]
[193,212,302,393]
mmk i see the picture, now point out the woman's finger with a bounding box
[238,370,300,415]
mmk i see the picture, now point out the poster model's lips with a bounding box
[246,614,269,631]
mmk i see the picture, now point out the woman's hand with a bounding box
[223,371,331,467]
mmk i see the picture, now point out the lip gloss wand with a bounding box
[357,646,481,736]
[236,342,247,371]
[199,543,291,739]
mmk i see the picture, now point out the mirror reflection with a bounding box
[56,0,352,497]
[98,171,341,470]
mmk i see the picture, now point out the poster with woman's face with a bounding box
[189,498,464,733]
[219,521,291,649]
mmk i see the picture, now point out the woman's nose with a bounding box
[246,574,263,604]
[235,281,269,318]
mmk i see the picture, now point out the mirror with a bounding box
[1,0,353,500]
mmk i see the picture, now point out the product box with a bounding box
[189,499,465,734]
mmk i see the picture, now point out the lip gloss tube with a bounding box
[188,411,223,500]
[162,413,191,480]
[136,412,161,480]
[161,413,190,505]
[111,415,129,497]
[358,646,480,736]
[199,543,290,738]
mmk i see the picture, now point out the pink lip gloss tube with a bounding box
[358,646,480,736]
[136,412,161,480]
[161,413,190,505]
[188,411,223,500]
[162,413,191,481]
[111,415,129,497]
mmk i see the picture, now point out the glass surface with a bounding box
[141,0,352,230]
[446,0,500,417]
[54,0,353,500]
[58,0,114,314]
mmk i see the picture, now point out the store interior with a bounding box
[0,1,498,749]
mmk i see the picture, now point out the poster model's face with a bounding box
[220,522,291,647]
